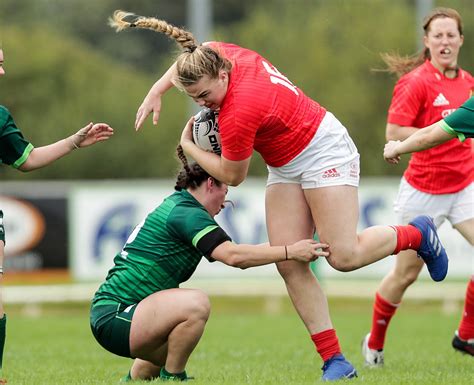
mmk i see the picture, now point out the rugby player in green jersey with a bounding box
[90,146,329,382]
[0,47,113,383]
[384,96,474,163]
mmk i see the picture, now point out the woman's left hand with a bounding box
[73,123,114,148]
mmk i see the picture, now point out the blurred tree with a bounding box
[0,0,472,179]
[0,25,191,180]
[217,0,473,177]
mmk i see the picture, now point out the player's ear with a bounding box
[207,177,215,190]
[218,70,228,81]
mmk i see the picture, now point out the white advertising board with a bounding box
[70,178,473,281]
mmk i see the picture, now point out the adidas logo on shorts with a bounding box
[322,168,341,178]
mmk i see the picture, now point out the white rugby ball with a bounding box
[192,108,221,155]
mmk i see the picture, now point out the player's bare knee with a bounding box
[326,251,357,272]
[276,260,310,282]
[188,290,211,320]
[394,268,420,288]
[329,260,357,272]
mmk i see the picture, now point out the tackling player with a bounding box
[90,147,328,382]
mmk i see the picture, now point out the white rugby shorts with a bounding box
[394,178,474,227]
[266,111,360,189]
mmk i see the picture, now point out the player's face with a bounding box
[184,71,228,111]
[210,183,228,217]
[424,17,463,72]
[0,50,5,77]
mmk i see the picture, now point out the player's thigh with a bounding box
[130,288,210,355]
[450,183,474,246]
[454,218,474,246]
[303,185,359,253]
[265,183,314,244]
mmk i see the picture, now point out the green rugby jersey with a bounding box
[441,96,474,141]
[0,106,33,168]
[92,189,231,307]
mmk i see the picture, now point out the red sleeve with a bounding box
[387,74,426,126]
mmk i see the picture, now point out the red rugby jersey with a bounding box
[388,60,474,194]
[210,42,326,167]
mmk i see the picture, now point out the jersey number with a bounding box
[262,61,299,96]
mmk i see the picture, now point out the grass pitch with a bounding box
[3,296,472,384]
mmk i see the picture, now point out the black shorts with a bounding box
[90,301,138,358]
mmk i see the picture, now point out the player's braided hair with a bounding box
[174,144,222,191]
[380,7,463,77]
[110,10,232,89]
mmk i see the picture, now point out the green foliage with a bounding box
[0,0,472,179]
[0,25,191,180]
[217,0,473,177]
[3,296,473,384]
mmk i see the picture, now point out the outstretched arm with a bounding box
[383,121,454,164]
[211,239,329,269]
[135,63,177,131]
[19,122,113,171]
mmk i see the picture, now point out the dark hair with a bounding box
[380,7,463,77]
[174,144,222,191]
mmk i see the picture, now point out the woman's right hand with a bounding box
[287,239,330,262]
[135,92,162,131]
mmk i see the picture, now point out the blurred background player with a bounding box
[110,10,451,380]
[383,97,474,356]
[90,147,328,382]
[362,7,474,367]
[0,47,114,382]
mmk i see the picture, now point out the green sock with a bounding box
[0,314,6,371]
[160,367,188,381]
[120,370,132,382]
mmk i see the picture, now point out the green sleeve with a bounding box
[441,97,474,142]
[0,106,34,167]
[440,120,464,142]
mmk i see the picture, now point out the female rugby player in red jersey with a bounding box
[360,8,474,367]
[110,10,451,381]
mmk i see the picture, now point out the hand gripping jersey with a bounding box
[387,60,474,194]
[210,42,326,167]
[0,106,33,168]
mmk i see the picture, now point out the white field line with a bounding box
[2,279,467,304]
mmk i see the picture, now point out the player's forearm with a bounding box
[182,143,246,186]
[148,63,176,97]
[220,242,287,269]
[19,136,76,171]
[396,123,452,155]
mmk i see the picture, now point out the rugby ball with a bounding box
[192,108,221,155]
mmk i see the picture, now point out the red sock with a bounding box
[391,225,422,255]
[311,329,341,362]
[458,277,474,341]
[368,292,399,350]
